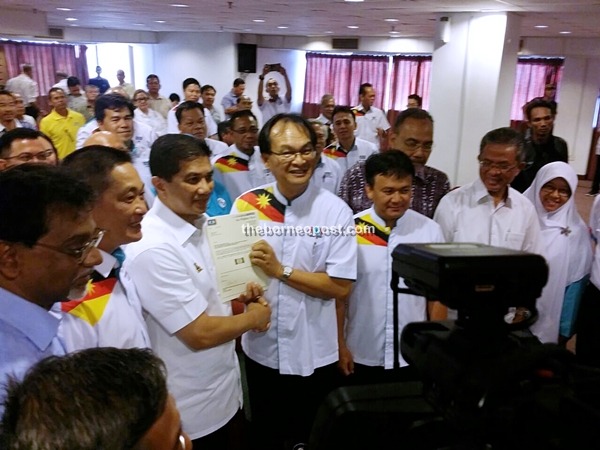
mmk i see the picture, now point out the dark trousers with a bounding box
[592,155,600,193]
[576,282,600,368]
[192,408,247,450]
[244,355,338,450]
[340,363,418,387]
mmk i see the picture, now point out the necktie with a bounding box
[111,247,126,280]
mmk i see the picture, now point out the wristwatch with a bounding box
[281,266,293,283]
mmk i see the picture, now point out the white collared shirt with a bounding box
[346,208,444,369]
[352,105,390,150]
[6,74,39,105]
[167,102,218,136]
[212,144,269,200]
[323,137,378,174]
[589,195,600,289]
[259,96,290,125]
[231,181,357,376]
[54,248,150,352]
[313,155,344,194]
[0,119,22,136]
[134,108,167,136]
[122,198,242,440]
[433,177,543,254]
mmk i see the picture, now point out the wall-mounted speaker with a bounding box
[238,43,257,73]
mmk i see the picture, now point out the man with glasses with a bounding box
[339,108,450,218]
[39,88,85,159]
[212,109,268,200]
[0,164,102,414]
[57,146,150,351]
[1,347,192,450]
[231,113,357,450]
[133,89,167,136]
[434,127,542,253]
[0,128,57,170]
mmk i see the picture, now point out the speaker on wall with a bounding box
[238,43,257,73]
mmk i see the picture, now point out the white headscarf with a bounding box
[523,162,593,343]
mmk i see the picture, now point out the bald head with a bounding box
[83,131,126,151]
[106,86,130,100]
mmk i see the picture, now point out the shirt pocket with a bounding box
[506,231,525,249]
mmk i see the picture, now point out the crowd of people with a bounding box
[1,61,600,450]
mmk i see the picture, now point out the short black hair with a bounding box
[175,101,204,124]
[525,98,556,119]
[169,93,180,103]
[150,134,211,181]
[146,74,160,83]
[201,84,216,94]
[407,94,422,107]
[394,108,434,132]
[229,109,257,128]
[0,164,94,246]
[217,120,232,141]
[67,76,80,88]
[359,83,373,97]
[48,87,64,98]
[332,105,356,123]
[182,77,200,90]
[95,94,134,123]
[62,146,132,196]
[258,113,317,155]
[479,127,525,163]
[365,150,415,187]
[233,78,245,87]
[0,128,56,159]
[0,348,168,450]
[0,89,13,99]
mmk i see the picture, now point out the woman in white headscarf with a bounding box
[523,161,593,344]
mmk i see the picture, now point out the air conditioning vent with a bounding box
[332,38,359,50]
[48,28,64,39]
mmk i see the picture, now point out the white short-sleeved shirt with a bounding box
[206,138,229,158]
[167,103,218,136]
[231,181,357,376]
[212,145,270,200]
[346,208,444,369]
[314,155,344,194]
[259,96,291,125]
[352,105,390,150]
[134,108,167,136]
[590,196,600,289]
[323,138,378,174]
[54,249,150,351]
[6,74,39,105]
[122,198,242,440]
[433,177,543,254]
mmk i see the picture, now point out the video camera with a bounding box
[310,244,600,450]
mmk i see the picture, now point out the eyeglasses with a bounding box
[403,140,433,151]
[33,229,105,263]
[270,148,316,162]
[4,149,55,162]
[478,160,518,174]
[541,185,571,198]
[232,127,259,135]
[135,97,150,102]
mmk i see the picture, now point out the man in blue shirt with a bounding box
[0,164,102,414]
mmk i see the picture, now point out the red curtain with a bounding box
[302,53,389,118]
[2,41,88,97]
[510,57,564,123]
[387,55,432,127]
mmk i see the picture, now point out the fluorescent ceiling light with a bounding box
[559,31,571,34]
[253,19,265,23]
[57,7,72,11]
[155,20,166,23]
[384,19,399,22]
[65,18,77,21]
[170,3,189,7]
[277,26,289,29]
[347,25,359,29]
[535,25,548,28]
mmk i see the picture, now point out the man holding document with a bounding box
[231,113,358,450]
[122,134,271,449]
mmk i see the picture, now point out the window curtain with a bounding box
[1,41,89,97]
[510,57,564,127]
[302,53,389,118]
[387,55,432,127]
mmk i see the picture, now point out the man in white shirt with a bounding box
[323,105,377,174]
[257,64,292,125]
[175,101,227,157]
[231,113,357,449]
[309,119,343,194]
[116,69,135,98]
[212,109,267,200]
[5,63,39,119]
[341,150,445,384]
[52,70,69,94]
[167,78,217,138]
[434,127,543,254]
[58,146,150,351]
[314,94,335,145]
[146,74,171,119]
[123,133,271,447]
[352,83,390,150]
[201,84,222,124]
[0,90,23,137]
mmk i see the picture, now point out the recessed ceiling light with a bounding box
[390,35,402,38]
[277,26,289,29]
[65,17,77,21]
[384,19,399,22]
[155,20,166,23]
[170,3,189,7]
[535,25,548,28]
[253,19,265,23]
[56,7,72,11]
[347,25,359,29]
[390,31,400,34]
[559,31,571,34]
[345,0,364,2]
[325,31,334,34]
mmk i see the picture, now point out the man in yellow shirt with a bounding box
[40,88,85,159]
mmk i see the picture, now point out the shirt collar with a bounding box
[0,287,61,352]
[272,180,316,207]
[337,139,357,153]
[152,197,206,245]
[0,120,21,132]
[94,249,117,278]
[229,144,252,160]
[473,177,513,208]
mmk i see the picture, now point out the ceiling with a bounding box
[2,0,600,39]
